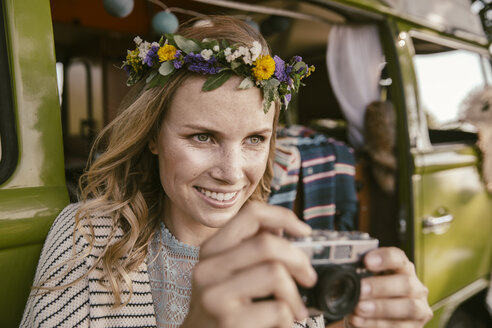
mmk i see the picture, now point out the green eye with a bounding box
[195,134,210,142]
[249,136,264,144]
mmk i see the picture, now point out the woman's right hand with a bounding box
[181,201,318,328]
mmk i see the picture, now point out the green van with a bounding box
[1,0,491,327]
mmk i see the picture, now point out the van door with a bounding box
[403,29,492,323]
[0,0,69,326]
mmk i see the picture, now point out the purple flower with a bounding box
[183,52,220,75]
[143,45,160,67]
[123,65,130,75]
[293,56,302,63]
[282,93,292,108]
[173,60,183,69]
[172,50,184,69]
[274,55,292,84]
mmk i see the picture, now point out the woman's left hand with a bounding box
[346,247,433,327]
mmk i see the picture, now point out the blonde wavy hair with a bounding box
[39,16,280,306]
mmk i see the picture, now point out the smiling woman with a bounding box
[19,14,432,328]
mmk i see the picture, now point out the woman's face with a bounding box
[150,76,275,240]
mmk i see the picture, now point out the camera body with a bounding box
[291,230,378,321]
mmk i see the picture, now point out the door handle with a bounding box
[423,214,454,228]
[422,213,454,234]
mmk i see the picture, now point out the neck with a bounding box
[162,207,219,247]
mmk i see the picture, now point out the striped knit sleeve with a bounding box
[293,315,325,327]
[20,203,91,328]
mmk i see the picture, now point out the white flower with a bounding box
[213,45,220,52]
[250,41,262,62]
[231,50,241,61]
[134,36,143,45]
[151,42,160,48]
[224,47,233,62]
[201,49,213,61]
[138,41,151,61]
[227,46,248,64]
[237,46,248,57]
[242,51,252,65]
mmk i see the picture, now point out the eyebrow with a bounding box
[182,124,273,135]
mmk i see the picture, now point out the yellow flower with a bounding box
[158,44,178,62]
[252,55,275,80]
[301,65,316,79]
[126,49,142,72]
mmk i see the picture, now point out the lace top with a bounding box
[148,222,200,328]
[147,222,324,328]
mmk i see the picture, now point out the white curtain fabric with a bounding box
[327,24,385,149]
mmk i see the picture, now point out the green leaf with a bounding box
[146,73,171,89]
[146,70,157,84]
[202,39,219,50]
[127,72,143,86]
[265,78,280,89]
[202,70,233,91]
[174,35,202,54]
[159,61,175,76]
[293,61,307,72]
[238,77,254,89]
[262,85,276,113]
[165,34,177,47]
[230,61,242,71]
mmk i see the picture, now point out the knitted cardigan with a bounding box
[20,203,325,328]
[21,203,157,327]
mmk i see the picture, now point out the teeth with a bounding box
[199,188,237,201]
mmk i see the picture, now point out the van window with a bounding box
[412,37,488,144]
[0,3,18,184]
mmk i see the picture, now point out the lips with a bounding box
[196,187,238,202]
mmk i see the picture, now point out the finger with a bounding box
[364,247,415,274]
[202,262,308,321]
[360,274,429,299]
[354,298,432,321]
[194,232,317,288]
[201,201,311,258]
[347,315,426,328]
[225,301,295,328]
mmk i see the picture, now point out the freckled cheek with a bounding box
[244,149,270,182]
[168,147,216,178]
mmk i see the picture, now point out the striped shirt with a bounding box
[269,126,357,230]
[20,203,157,328]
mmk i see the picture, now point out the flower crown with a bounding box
[122,34,315,112]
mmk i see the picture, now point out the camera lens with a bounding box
[315,265,360,320]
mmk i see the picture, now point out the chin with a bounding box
[198,209,239,228]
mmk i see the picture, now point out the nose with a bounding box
[210,145,245,184]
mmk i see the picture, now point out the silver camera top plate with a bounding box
[291,230,379,265]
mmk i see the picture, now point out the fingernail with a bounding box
[358,301,375,314]
[360,281,371,296]
[366,254,382,268]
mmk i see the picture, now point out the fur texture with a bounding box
[364,100,397,194]
[461,86,492,192]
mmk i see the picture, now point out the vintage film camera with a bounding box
[291,230,379,321]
